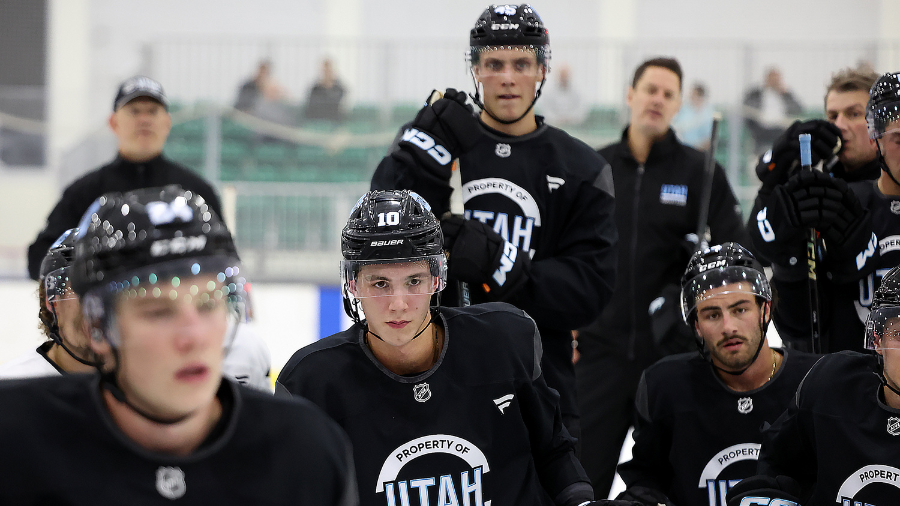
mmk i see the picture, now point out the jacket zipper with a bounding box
[628,163,645,361]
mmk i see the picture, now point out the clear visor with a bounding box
[865,306,900,350]
[44,267,78,303]
[681,266,771,323]
[82,256,247,348]
[467,45,549,75]
[867,102,900,139]
[341,254,447,299]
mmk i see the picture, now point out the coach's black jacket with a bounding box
[28,154,222,279]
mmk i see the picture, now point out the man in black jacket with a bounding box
[746,67,880,352]
[575,57,749,498]
[27,75,222,279]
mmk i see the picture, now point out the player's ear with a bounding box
[108,113,118,132]
[626,86,635,109]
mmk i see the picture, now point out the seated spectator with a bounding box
[673,82,715,150]
[234,59,287,114]
[304,58,345,122]
[539,63,588,127]
[743,67,802,154]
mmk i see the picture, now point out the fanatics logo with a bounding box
[413,383,431,402]
[493,394,514,414]
[495,143,511,158]
[737,397,753,414]
[155,466,186,499]
[888,417,900,436]
[547,175,565,192]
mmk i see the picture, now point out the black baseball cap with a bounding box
[113,76,168,111]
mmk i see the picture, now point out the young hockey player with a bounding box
[0,186,357,505]
[746,67,880,352]
[370,3,617,443]
[277,190,635,506]
[0,228,99,377]
[728,264,900,505]
[616,243,818,506]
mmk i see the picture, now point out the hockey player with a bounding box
[575,57,749,497]
[615,243,818,506]
[370,4,617,443]
[747,67,880,352]
[27,75,223,280]
[0,228,98,377]
[0,186,356,505]
[727,264,900,505]
[277,190,635,506]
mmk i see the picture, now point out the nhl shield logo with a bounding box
[888,417,900,436]
[155,466,186,499]
[413,383,432,403]
[495,143,511,158]
[892,201,900,215]
[737,397,753,414]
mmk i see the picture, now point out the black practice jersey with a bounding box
[0,374,357,505]
[619,349,819,506]
[276,303,593,506]
[758,351,900,505]
[371,118,618,420]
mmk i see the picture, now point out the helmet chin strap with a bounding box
[99,347,194,425]
[875,139,900,189]
[468,68,546,126]
[365,307,434,344]
[49,305,101,367]
[874,354,900,398]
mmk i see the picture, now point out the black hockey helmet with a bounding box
[865,265,900,351]
[340,190,447,322]
[468,4,550,65]
[681,242,770,325]
[71,185,246,347]
[867,72,900,140]
[40,228,79,307]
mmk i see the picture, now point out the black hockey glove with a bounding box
[441,216,529,300]
[775,170,865,245]
[399,88,480,182]
[725,475,802,506]
[756,120,842,190]
[617,485,675,506]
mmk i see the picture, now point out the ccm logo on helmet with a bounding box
[402,128,452,166]
[150,236,208,257]
[370,240,403,247]
[698,259,727,272]
[491,23,519,30]
[738,498,797,506]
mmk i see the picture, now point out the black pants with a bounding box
[542,334,581,445]
[575,336,652,498]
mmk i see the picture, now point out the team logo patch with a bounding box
[892,201,900,215]
[413,383,432,402]
[737,397,753,414]
[659,184,688,206]
[888,417,900,436]
[155,466,186,499]
[495,143,511,158]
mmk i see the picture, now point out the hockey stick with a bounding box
[427,90,470,307]
[798,133,822,354]
[692,113,723,252]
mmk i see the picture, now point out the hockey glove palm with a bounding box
[441,216,529,300]
[756,120,842,190]
[725,475,802,506]
[399,88,480,182]
[775,170,865,245]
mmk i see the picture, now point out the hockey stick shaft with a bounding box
[693,113,722,252]
[799,133,822,353]
[427,90,470,307]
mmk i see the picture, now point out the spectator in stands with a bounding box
[743,67,803,154]
[539,63,588,127]
[234,60,293,129]
[673,82,715,150]
[26,75,223,280]
[304,58,346,122]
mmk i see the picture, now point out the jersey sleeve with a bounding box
[756,362,819,497]
[616,372,674,497]
[516,320,594,505]
[505,163,618,333]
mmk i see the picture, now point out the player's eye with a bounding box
[487,61,503,71]
[408,277,422,286]
[372,280,389,290]
[197,298,221,314]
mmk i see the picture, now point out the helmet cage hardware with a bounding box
[80,256,247,350]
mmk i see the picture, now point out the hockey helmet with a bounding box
[468,4,550,66]
[70,185,247,347]
[40,228,79,309]
[865,265,900,351]
[681,242,771,326]
[867,72,900,140]
[340,190,447,322]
